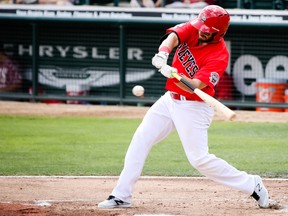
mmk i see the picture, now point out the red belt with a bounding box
[170,92,189,101]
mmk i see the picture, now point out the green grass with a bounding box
[0,115,287,178]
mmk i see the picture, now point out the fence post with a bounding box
[31,23,39,102]
[119,24,127,105]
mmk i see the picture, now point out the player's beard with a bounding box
[198,31,215,43]
[198,37,214,43]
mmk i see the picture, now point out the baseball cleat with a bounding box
[98,195,131,208]
[251,175,269,208]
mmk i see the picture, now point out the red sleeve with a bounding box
[166,21,198,46]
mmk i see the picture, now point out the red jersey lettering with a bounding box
[165,20,229,101]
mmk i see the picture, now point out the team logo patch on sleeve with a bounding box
[209,72,219,86]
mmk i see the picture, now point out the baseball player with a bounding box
[98,5,271,209]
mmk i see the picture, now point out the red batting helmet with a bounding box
[191,5,230,42]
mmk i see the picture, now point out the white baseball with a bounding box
[132,85,145,97]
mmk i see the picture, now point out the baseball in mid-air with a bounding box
[132,85,145,97]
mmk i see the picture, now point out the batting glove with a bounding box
[152,52,169,69]
[159,64,177,78]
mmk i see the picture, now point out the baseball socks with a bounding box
[98,195,131,208]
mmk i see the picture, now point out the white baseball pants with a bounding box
[111,91,255,203]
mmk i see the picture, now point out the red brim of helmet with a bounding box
[191,19,216,33]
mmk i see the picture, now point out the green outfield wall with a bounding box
[0,5,288,110]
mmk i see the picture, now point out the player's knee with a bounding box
[189,154,217,170]
[189,157,206,169]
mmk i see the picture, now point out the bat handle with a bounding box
[171,72,195,91]
[171,72,181,81]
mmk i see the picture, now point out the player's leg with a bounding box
[172,100,269,208]
[98,92,175,208]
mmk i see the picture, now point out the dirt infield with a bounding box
[0,101,288,216]
[0,101,288,122]
[0,177,287,216]
[0,101,150,119]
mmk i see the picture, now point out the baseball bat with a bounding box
[171,72,236,120]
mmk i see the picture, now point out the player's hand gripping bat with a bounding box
[171,72,236,120]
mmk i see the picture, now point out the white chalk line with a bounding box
[0,176,288,181]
